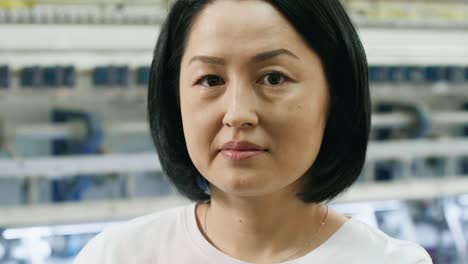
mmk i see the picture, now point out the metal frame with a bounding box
[0,111,467,142]
[2,177,468,227]
[2,138,468,178]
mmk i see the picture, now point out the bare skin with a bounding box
[179,0,349,263]
[195,200,349,263]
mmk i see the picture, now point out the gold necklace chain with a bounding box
[203,201,329,263]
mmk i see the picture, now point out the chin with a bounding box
[215,177,281,198]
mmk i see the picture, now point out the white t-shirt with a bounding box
[74,202,433,264]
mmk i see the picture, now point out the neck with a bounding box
[200,188,326,263]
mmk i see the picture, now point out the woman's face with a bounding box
[179,0,330,198]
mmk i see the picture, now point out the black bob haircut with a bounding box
[148,0,371,203]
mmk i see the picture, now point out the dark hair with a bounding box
[148,0,371,203]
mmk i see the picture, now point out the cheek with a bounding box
[294,103,327,134]
[180,93,201,161]
[271,100,328,169]
[180,97,219,170]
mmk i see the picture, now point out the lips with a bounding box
[220,141,266,151]
[220,141,267,161]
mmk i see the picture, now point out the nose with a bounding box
[222,82,259,129]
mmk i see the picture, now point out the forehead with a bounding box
[183,0,305,58]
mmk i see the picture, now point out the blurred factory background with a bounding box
[0,0,467,263]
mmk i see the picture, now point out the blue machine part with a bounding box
[424,66,447,82]
[115,65,129,87]
[136,66,150,86]
[374,104,394,181]
[0,65,9,88]
[42,66,62,87]
[63,65,76,87]
[20,66,42,87]
[463,103,468,174]
[51,109,103,202]
[375,104,394,140]
[374,103,432,181]
[369,65,391,83]
[93,65,129,87]
[388,66,406,83]
[465,66,468,82]
[398,104,432,139]
[405,66,425,84]
[446,66,466,84]
[369,65,468,84]
[50,110,103,258]
[21,65,75,88]
[93,66,109,86]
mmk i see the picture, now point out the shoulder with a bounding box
[383,238,433,264]
[73,203,192,264]
[347,219,432,264]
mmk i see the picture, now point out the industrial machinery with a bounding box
[0,0,467,263]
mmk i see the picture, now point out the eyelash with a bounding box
[195,71,291,87]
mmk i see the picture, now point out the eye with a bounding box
[196,75,225,87]
[260,71,289,86]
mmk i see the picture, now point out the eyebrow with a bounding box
[188,48,299,66]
